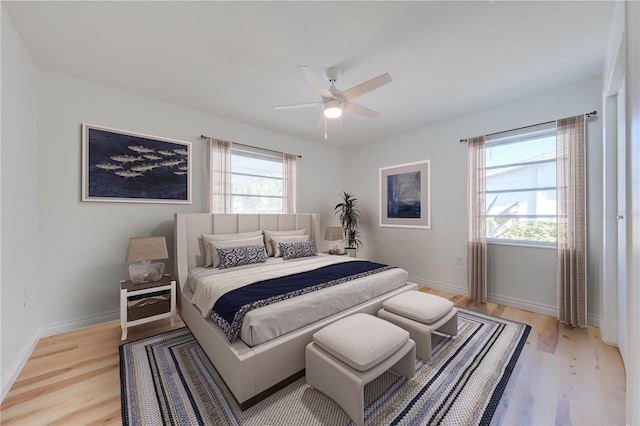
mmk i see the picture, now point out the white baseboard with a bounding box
[37,310,119,338]
[1,332,39,402]
[486,292,557,318]
[409,276,600,327]
[408,276,468,297]
[0,310,119,403]
[587,313,600,328]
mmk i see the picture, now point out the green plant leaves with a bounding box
[334,191,362,249]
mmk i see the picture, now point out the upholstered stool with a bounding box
[305,313,416,426]
[378,291,458,361]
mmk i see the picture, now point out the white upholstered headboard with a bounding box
[174,213,320,290]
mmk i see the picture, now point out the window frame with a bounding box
[484,122,558,248]
[229,144,285,214]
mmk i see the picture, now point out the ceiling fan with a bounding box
[273,66,392,120]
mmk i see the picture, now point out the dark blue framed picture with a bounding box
[379,160,430,229]
[82,124,191,204]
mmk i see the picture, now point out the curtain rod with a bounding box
[199,135,302,158]
[459,110,597,143]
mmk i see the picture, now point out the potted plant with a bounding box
[334,191,362,257]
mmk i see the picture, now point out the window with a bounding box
[230,145,284,213]
[485,122,557,245]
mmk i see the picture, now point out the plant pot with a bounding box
[344,247,357,258]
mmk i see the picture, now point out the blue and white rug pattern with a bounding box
[120,308,530,425]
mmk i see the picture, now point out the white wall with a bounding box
[1,6,344,399]
[34,70,344,331]
[344,78,603,322]
[1,7,41,399]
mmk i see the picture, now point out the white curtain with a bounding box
[208,138,231,213]
[556,115,587,327]
[283,153,297,214]
[467,136,487,303]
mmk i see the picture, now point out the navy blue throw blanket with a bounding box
[210,260,395,342]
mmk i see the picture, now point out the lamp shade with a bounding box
[125,236,168,263]
[324,227,343,241]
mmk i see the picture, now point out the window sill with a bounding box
[487,240,556,250]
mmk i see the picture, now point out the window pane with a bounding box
[486,135,555,168]
[232,154,283,179]
[229,146,285,214]
[487,161,556,192]
[487,189,556,217]
[485,127,557,244]
[231,195,283,214]
[231,174,283,197]
[487,217,557,243]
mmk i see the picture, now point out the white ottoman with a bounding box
[305,313,416,426]
[378,291,458,361]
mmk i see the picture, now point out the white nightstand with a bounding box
[120,275,176,340]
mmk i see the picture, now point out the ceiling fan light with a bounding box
[323,99,343,118]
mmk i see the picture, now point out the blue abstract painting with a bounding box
[83,125,190,203]
[387,171,421,218]
[380,160,430,229]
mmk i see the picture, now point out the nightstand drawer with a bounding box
[120,276,176,340]
[127,292,171,321]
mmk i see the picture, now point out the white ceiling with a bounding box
[4,1,614,148]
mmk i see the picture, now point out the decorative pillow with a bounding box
[216,245,267,269]
[263,229,306,257]
[271,235,310,257]
[280,241,317,260]
[209,236,265,268]
[201,230,263,266]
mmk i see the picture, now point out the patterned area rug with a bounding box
[120,308,530,425]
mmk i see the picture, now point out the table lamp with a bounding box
[324,226,344,255]
[125,236,169,284]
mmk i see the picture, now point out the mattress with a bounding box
[188,255,408,346]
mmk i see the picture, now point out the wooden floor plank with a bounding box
[0,289,626,425]
[592,328,627,425]
[1,317,184,425]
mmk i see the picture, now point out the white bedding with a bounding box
[188,254,409,346]
[191,254,357,317]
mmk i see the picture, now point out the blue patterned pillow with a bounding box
[216,245,267,269]
[280,240,317,260]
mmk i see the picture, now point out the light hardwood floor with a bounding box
[0,288,626,425]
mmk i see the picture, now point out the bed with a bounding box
[174,213,416,408]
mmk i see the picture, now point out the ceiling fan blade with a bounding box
[299,65,333,99]
[273,101,320,110]
[339,72,392,102]
[344,102,382,119]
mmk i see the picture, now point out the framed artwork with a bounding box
[379,160,431,229]
[82,124,191,203]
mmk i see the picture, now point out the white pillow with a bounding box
[271,235,310,258]
[202,230,263,266]
[263,229,307,257]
